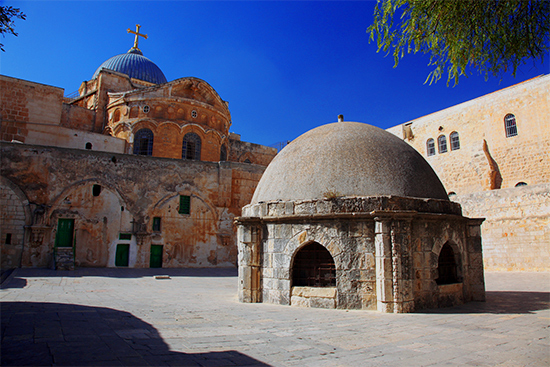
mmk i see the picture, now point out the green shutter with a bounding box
[152,217,161,231]
[179,195,190,214]
[115,244,130,267]
[150,245,163,268]
[55,219,74,247]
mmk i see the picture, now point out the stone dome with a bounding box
[93,49,167,84]
[251,121,449,203]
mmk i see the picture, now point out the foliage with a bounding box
[1,5,26,52]
[367,0,550,85]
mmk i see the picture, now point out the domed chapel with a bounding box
[0,25,276,271]
[236,118,486,312]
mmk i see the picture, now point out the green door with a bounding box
[115,244,130,267]
[55,219,74,247]
[150,245,163,268]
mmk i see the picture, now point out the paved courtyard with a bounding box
[1,268,549,366]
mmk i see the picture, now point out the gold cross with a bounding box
[127,24,148,50]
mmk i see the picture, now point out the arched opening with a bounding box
[450,131,460,150]
[182,133,201,160]
[292,242,336,287]
[133,128,154,156]
[85,142,92,150]
[504,113,518,137]
[515,182,527,187]
[437,135,447,154]
[436,243,460,285]
[426,138,435,156]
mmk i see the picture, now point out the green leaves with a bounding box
[367,0,550,86]
[0,6,26,52]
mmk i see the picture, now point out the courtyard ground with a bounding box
[1,268,548,366]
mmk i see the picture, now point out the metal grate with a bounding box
[292,242,336,287]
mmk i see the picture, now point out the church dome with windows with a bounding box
[251,120,449,203]
[92,48,167,84]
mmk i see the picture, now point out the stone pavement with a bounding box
[1,268,549,366]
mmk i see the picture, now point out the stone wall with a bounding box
[387,74,550,194]
[1,142,267,270]
[0,176,30,270]
[237,196,484,312]
[455,184,550,271]
[229,138,278,166]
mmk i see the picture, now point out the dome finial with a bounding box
[127,24,148,54]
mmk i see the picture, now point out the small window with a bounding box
[85,142,92,150]
[92,184,101,197]
[119,233,132,241]
[179,195,191,215]
[182,133,201,160]
[133,128,154,156]
[505,114,518,137]
[5,233,12,245]
[220,145,227,162]
[191,110,198,119]
[152,217,161,232]
[244,158,252,164]
[143,105,150,113]
[426,138,436,156]
[450,132,460,151]
[438,135,447,154]
[515,182,527,187]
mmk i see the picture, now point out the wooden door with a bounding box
[55,219,74,247]
[115,244,130,267]
[150,245,163,268]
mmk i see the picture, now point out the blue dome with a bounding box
[93,49,167,84]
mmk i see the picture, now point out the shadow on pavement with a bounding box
[1,301,270,367]
[424,291,550,314]
[0,268,238,289]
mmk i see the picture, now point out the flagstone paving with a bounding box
[1,268,548,366]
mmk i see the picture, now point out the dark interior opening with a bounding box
[436,243,460,285]
[292,242,336,287]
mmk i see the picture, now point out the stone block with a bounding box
[290,295,309,307]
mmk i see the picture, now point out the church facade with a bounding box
[1,27,276,271]
[387,74,550,271]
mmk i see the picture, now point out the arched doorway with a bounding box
[292,242,336,287]
[436,243,461,285]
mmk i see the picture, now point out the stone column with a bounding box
[237,223,262,303]
[466,218,485,302]
[375,218,393,313]
[390,220,414,313]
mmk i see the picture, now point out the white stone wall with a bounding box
[455,184,550,271]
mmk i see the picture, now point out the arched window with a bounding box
[437,135,447,154]
[133,128,154,156]
[85,142,92,150]
[515,182,527,187]
[504,114,518,137]
[113,109,121,123]
[292,242,336,287]
[220,145,227,162]
[182,133,201,160]
[426,138,436,157]
[450,131,460,151]
[436,243,460,285]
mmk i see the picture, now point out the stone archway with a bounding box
[291,242,336,287]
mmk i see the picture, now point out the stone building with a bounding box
[1,27,276,271]
[237,120,485,312]
[386,74,550,271]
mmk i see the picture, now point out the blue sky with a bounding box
[2,1,548,146]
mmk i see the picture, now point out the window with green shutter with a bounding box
[179,195,190,214]
[152,217,161,231]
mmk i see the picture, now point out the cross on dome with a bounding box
[127,24,148,53]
